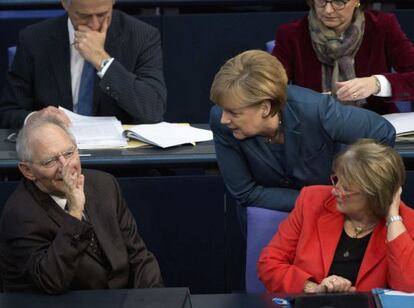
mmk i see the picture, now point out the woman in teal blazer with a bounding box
[209,50,395,212]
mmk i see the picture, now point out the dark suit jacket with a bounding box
[0,169,163,293]
[0,10,166,128]
[273,10,414,115]
[210,85,395,211]
[258,186,414,293]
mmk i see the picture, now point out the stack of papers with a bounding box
[60,107,128,149]
[60,108,213,149]
[123,122,213,148]
[383,112,414,142]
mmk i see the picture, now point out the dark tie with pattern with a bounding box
[77,61,95,116]
[64,203,109,268]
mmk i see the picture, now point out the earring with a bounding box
[356,1,360,8]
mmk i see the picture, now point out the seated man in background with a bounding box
[0,0,166,128]
[0,118,163,293]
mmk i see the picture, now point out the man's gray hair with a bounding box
[16,117,77,162]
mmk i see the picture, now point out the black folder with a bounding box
[292,292,369,308]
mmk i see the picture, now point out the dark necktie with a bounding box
[64,203,109,268]
[77,61,95,116]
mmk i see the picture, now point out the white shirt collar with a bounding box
[67,18,75,45]
[51,195,68,211]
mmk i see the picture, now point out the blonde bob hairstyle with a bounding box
[332,139,405,218]
[210,50,288,117]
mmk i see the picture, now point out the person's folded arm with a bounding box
[25,215,93,294]
[318,94,396,146]
[386,204,414,292]
[99,27,166,124]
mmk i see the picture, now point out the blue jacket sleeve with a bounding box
[317,94,396,146]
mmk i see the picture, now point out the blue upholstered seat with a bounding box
[7,46,16,70]
[265,40,275,54]
[245,207,288,293]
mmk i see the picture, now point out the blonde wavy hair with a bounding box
[333,139,405,218]
[210,50,288,116]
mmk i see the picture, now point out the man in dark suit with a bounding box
[0,118,163,293]
[0,0,166,128]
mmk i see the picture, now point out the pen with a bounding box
[272,297,292,307]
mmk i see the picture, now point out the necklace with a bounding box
[265,118,282,144]
[341,231,372,259]
[341,220,377,258]
[350,221,377,239]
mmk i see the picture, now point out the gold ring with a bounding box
[352,92,358,98]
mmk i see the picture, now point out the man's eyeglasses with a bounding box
[28,146,78,168]
[314,0,351,10]
[330,175,360,200]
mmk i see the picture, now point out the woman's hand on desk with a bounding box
[336,76,380,101]
[304,276,356,293]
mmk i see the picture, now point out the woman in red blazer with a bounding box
[258,139,414,293]
[273,0,414,114]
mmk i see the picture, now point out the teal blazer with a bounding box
[210,85,396,211]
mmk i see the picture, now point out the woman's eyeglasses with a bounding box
[330,175,360,200]
[314,0,351,11]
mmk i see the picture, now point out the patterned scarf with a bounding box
[308,8,365,106]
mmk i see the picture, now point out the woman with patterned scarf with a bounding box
[272,0,414,114]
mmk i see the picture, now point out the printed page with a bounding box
[59,107,127,149]
[124,122,213,148]
[383,112,414,135]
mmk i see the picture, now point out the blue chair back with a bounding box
[7,46,16,70]
[265,40,275,53]
[245,207,288,293]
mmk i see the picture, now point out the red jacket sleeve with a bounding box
[386,205,414,292]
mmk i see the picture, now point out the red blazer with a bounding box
[273,10,414,114]
[258,185,414,293]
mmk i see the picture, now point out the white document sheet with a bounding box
[124,122,213,148]
[59,107,127,149]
